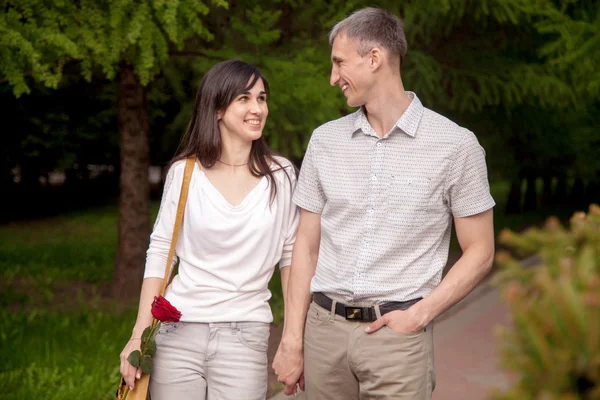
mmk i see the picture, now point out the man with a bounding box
[273,7,495,399]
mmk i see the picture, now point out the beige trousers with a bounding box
[304,301,435,400]
[149,321,270,400]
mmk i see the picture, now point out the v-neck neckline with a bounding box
[196,164,267,210]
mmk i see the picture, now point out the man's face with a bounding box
[330,34,372,107]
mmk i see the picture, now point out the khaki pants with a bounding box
[304,301,435,400]
[149,321,270,400]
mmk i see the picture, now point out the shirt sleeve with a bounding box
[293,134,326,213]
[144,162,185,279]
[279,166,299,269]
[445,131,496,217]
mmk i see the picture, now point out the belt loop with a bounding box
[231,322,237,332]
[374,304,382,319]
[329,299,337,321]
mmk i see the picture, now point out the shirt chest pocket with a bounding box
[387,175,433,214]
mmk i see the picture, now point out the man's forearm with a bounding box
[282,238,317,345]
[414,242,494,327]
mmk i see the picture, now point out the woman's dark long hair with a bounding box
[167,60,293,202]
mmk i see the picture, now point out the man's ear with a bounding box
[369,47,383,71]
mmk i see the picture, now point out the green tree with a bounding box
[169,0,573,162]
[0,0,227,296]
[524,0,600,100]
[524,0,600,207]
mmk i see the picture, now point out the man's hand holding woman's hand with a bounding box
[272,340,305,396]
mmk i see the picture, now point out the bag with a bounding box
[116,156,196,399]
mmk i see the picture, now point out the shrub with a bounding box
[493,204,600,400]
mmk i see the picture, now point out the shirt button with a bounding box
[376,142,382,147]
[372,175,377,181]
[368,209,374,214]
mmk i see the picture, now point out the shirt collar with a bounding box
[352,91,424,138]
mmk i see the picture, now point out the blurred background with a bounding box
[1,0,598,399]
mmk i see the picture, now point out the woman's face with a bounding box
[218,77,268,143]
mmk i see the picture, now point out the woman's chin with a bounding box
[243,129,264,142]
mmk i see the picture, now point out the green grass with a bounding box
[0,203,159,283]
[0,206,119,282]
[0,306,136,399]
[0,203,151,399]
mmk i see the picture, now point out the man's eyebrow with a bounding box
[331,55,343,63]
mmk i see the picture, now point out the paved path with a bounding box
[269,278,513,400]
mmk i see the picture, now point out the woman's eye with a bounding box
[239,96,248,101]
[258,96,267,102]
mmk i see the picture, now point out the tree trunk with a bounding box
[113,64,150,298]
[554,175,568,206]
[524,174,538,212]
[540,175,553,208]
[505,178,522,214]
[570,176,585,208]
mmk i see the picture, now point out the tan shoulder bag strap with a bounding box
[159,156,196,295]
[117,156,196,400]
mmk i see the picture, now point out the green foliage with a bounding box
[126,350,141,368]
[493,204,600,399]
[0,0,228,97]
[140,354,152,374]
[522,0,600,99]
[4,0,598,191]
[396,0,573,113]
[158,0,590,167]
[0,306,136,400]
[231,5,282,47]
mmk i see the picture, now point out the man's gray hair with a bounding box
[329,7,407,65]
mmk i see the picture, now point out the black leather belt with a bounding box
[313,292,422,322]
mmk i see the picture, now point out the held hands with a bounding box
[119,337,142,390]
[272,341,305,396]
[364,306,428,334]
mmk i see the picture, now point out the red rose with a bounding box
[151,296,182,323]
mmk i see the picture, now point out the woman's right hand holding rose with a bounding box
[120,336,143,390]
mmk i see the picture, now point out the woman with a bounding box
[119,60,299,400]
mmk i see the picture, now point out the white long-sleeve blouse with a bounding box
[144,157,299,323]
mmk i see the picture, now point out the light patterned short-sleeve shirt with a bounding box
[293,92,495,303]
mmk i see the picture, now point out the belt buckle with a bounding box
[345,306,364,321]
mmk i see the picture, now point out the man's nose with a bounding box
[330,66,340,87]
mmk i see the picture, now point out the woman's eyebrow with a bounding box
[241,90,266,95]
